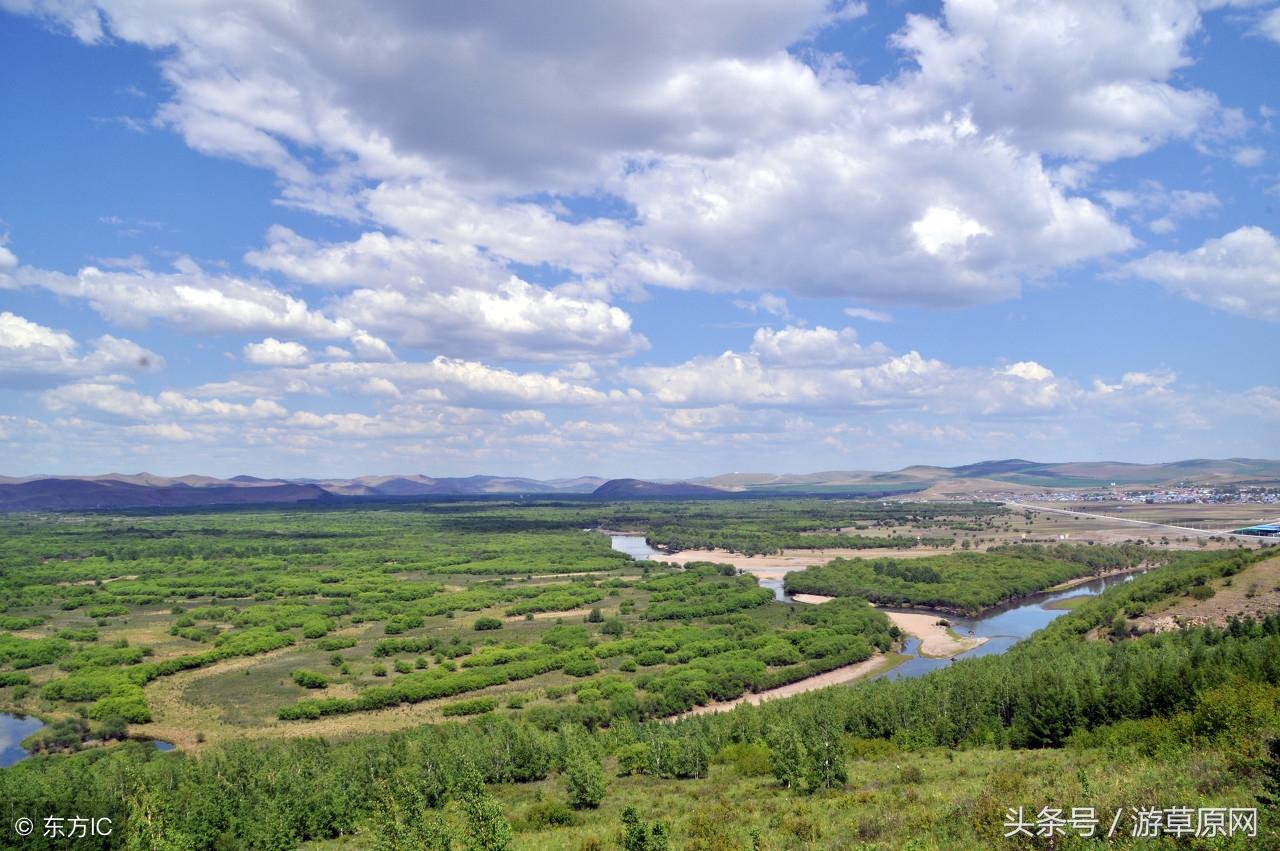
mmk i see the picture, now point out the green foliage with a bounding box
[24,716,91,753]
[615,742,653,776]
[291,668,329,689]
[562,652,599,677]
[0,615,46,630]
[640,566,774,619]
[370,783,455,851]
[0,633,71,669]
[459,789,513,851]
[2,501,1274,850]
[784,543,1156,612]
[621,806,671,851]
[804,717,848,792]
[503,584,604,617]
[1259,737,1280,809]
[716,740,773,776]
[301,617,334,639]
[1038,549,1268,640]
[473,617,503,631]
[514,798,577,830]
[56,627,99,642]
[541,625,592,650]
[59,643,145,671]
[562,740,607,809]
[280,652,572,719]
[768,725,807,789]
[441,697,499,717]
[89,682,151,723]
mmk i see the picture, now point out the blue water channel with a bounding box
[0,714,176,768]
[0,713,44,768]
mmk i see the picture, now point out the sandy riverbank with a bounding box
[881,611,987,657]
[677,653,897,718]
[786,593,988,657]
[660,547,941,579]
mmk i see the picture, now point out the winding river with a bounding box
[609,534,1141,682]
[609,534,665,561]
[876,571,1141,680]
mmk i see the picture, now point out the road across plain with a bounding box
[1005,501,1279,540]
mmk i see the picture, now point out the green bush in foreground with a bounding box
[290,669,328,689]
[563,741,607,809]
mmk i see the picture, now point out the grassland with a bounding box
[0,503,911,749]
[1,500,1277,850]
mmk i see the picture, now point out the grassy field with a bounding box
[1,501,1277,851]
[0,504,909,750]
[300,743,1264,850]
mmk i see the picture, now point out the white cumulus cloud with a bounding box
[244,338,311,367]
[1127,226,1280,321]
[0,311,162,388]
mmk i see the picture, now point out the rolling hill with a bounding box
[692,458,1280,493]
[591,478,724,498]
[2,458,1275,510]
[0,479,333,511]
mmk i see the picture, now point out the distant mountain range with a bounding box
[0,473,606,511]
[692,458,1280,493]
[1,458,1276,511]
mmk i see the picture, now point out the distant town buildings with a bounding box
[982,486,1280,506]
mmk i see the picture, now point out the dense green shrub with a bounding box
[784,544,1159,613]
[441,696,499,716]
[291,669,329,689]
[563,741,606,809]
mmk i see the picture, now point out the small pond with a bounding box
[0,713,45,768]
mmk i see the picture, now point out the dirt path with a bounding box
[503,607,593,622]
[676,653,894,718]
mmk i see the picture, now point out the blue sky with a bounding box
[0,0,1276,479]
